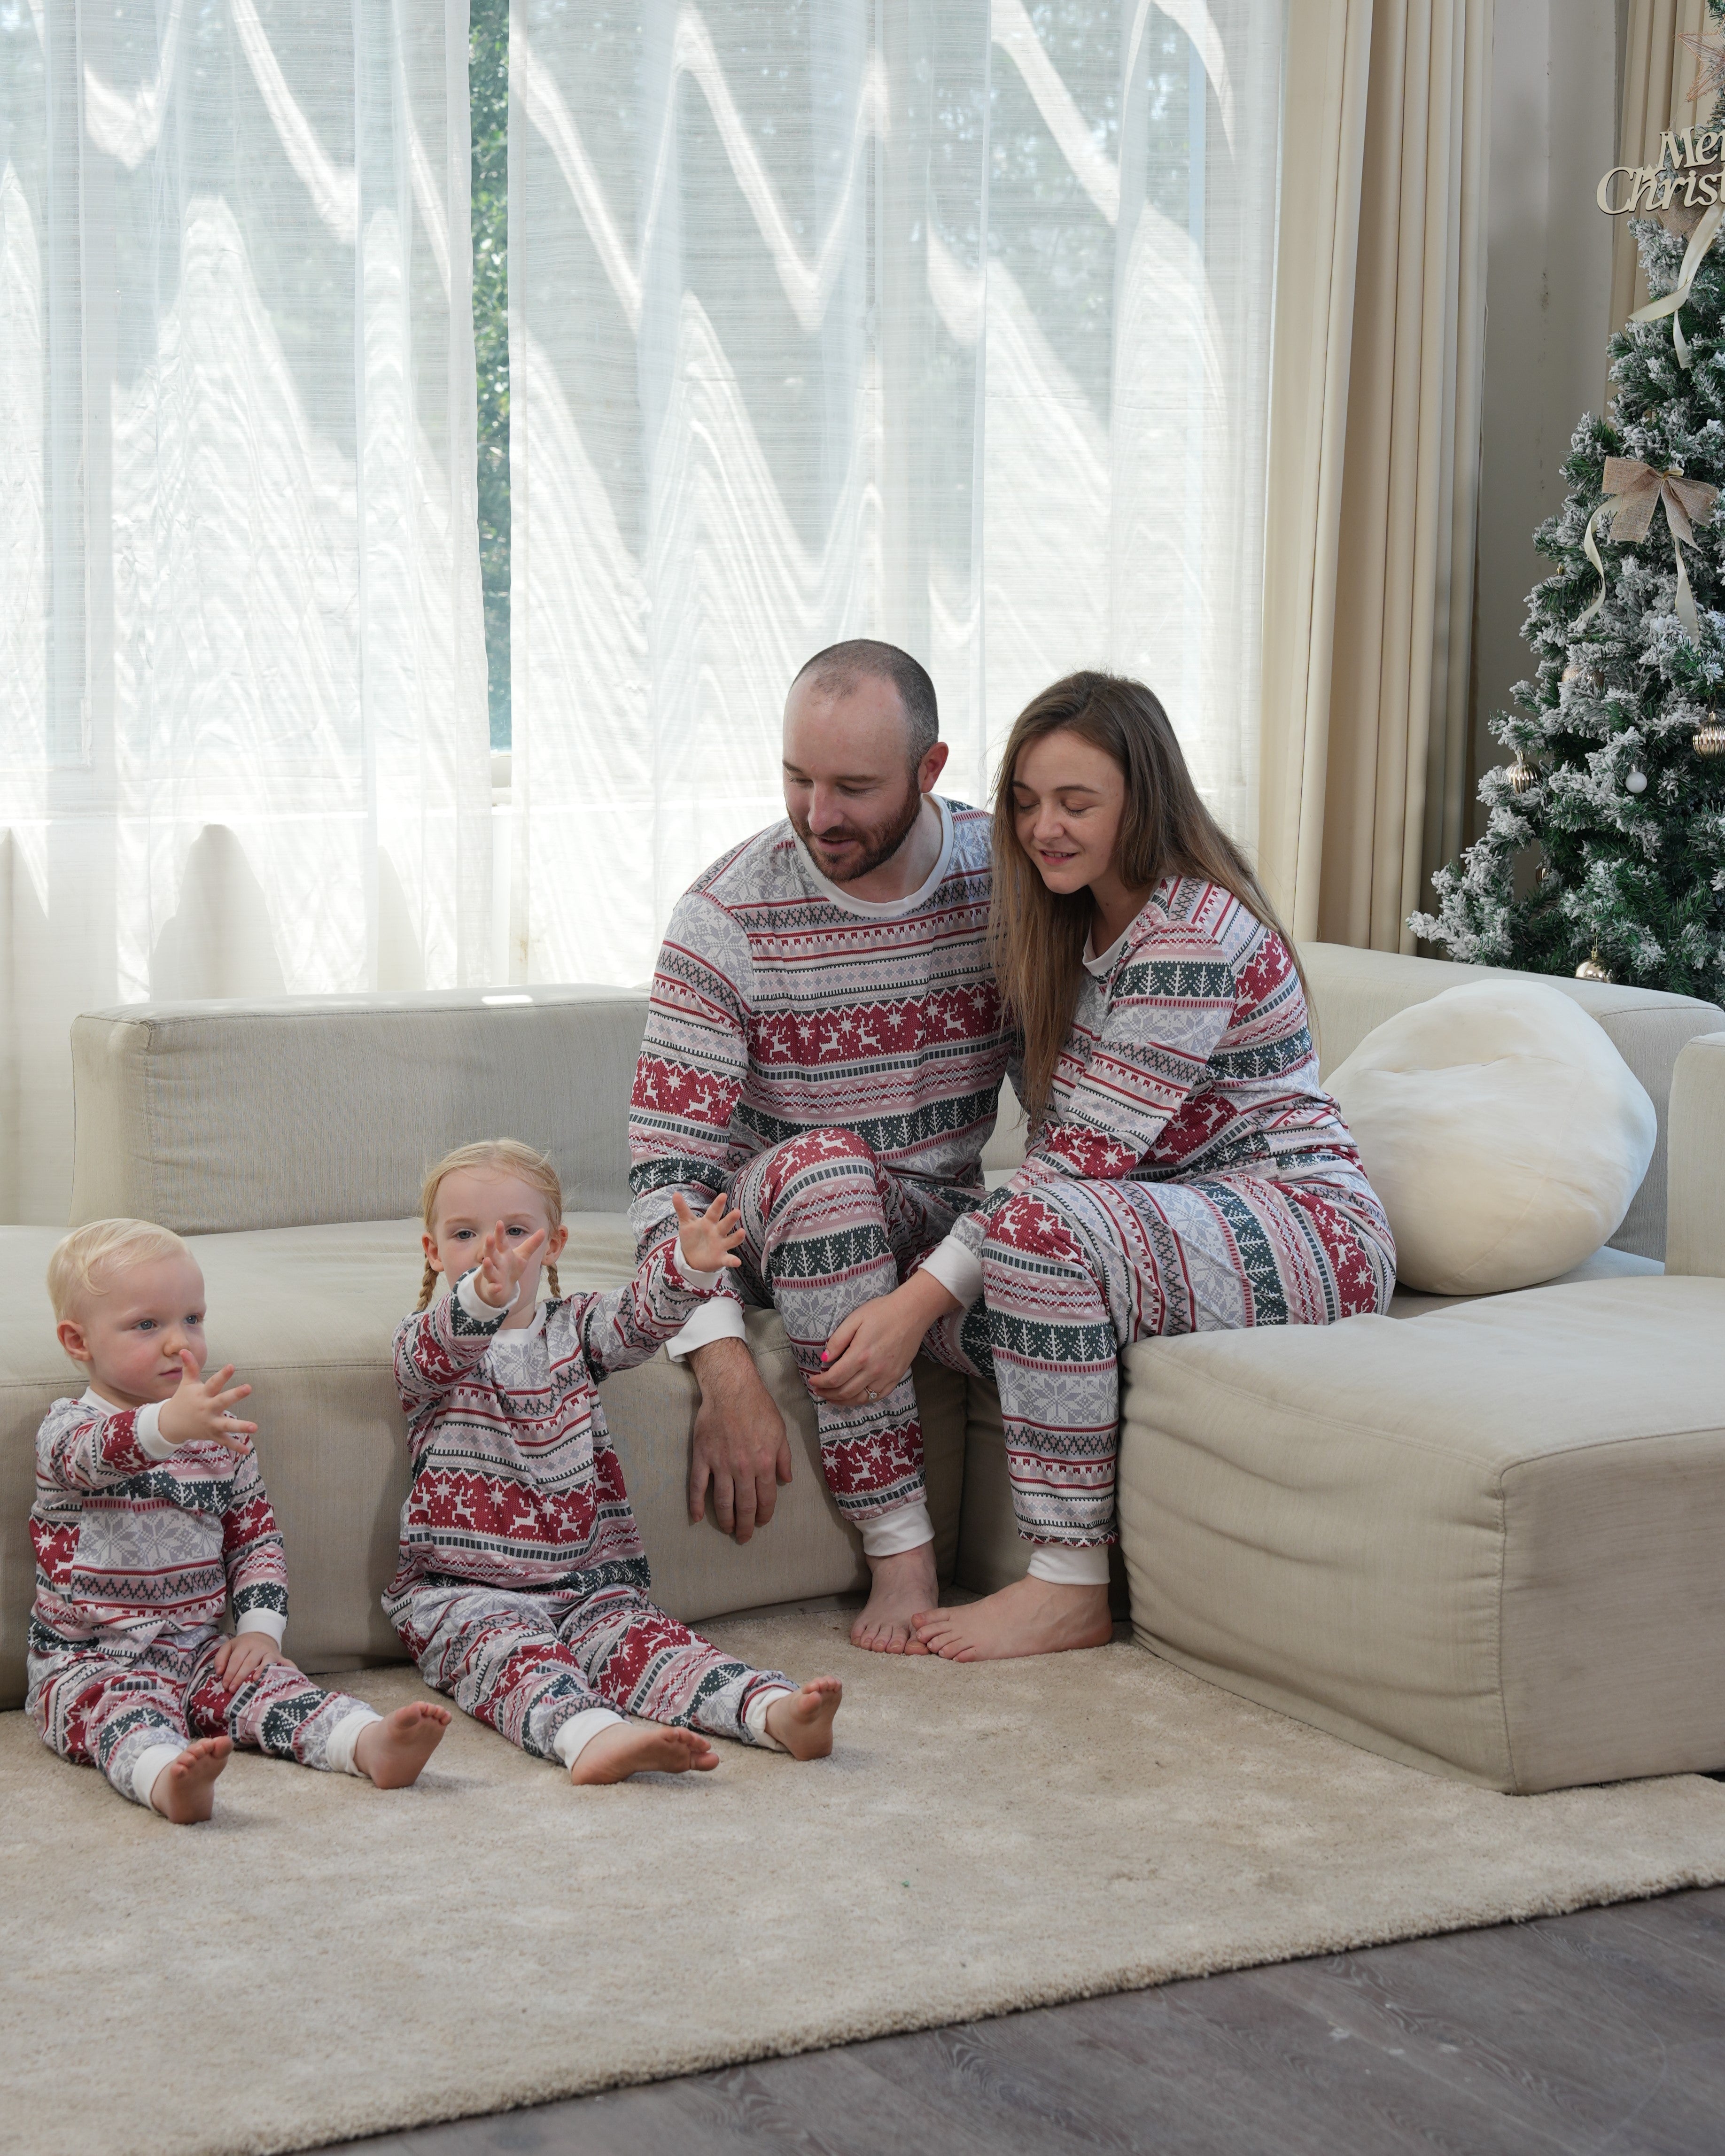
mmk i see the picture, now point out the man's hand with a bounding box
[809,1272,960,1407]
[687,1335,793,1543]
[471,1219,545,1311]
[158,1353,257,1453]
[672,1191,746,1275]
[211,1632,295,1692]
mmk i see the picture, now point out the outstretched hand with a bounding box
[672,1191,746,1276]
[471,1220,546,1311]
[158,1353,256,1453]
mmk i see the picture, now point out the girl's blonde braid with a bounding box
[545,1257,561,1300]
[414,1256,439,1313]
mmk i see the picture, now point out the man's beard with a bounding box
[792,783,922,884]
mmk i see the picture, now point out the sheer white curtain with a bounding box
[509,0,1283,986]
[0,0,490,1224]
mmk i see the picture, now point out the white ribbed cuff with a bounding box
[666,1293,747,1361]
[326,1707,383,1777]
[1026,1543,1111,1587]
[234,1610,287,1645]
[457,1269,518,1322]
[745,1686,794,1752]
[668,1241,724,1292]
[134,1402,174,1460]
[859,1500,935,1559]
[552,1707,626,1768]
[134,1741,190,1811]
[921,1233,984,1311]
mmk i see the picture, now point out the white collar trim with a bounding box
[792,797,954,919]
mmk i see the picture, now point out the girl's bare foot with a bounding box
[912,1578,1113,1661]
[149,1737,231,1823]
[569,1723,719,1784]
[850,1545,937,1654]
[762,1677,842,1760]
[354,1702,451,1789]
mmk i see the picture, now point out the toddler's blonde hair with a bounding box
[48,1218,192,1324]
[417,1140,564,1312]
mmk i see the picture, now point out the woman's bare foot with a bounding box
[912,1578,1113,1661]
[569,1722,720,1784]
[850,1543,938,1654]
[149,1737,231,1822]
[762,1677,842,1760]
[354,1702,451,1789]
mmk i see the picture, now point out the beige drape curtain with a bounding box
[1258,0,1492,950]
[1613,0,1711,336]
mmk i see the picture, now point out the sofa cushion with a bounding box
[1327,980,1656,1294]
[0,1221,966,1709]
[1117,1277,1725,1792]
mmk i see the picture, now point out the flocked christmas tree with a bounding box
[1413,36,1725,1004]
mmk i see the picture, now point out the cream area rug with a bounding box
[6,1603,1725,2156]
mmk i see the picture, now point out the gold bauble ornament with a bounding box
[1506,757,1537,794]
[1576,949,1613,982]
[1694,717,1725,757]
[1562,660,1602,694]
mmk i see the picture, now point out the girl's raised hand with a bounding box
[672,1191,746,1276]
[474,1219,546,1310]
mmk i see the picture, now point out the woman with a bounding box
[810,672,1395,1660]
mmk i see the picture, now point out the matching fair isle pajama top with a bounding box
[628,799,1013,1531]
[386,1249,794,1765]
[27,1393,380,1807]
[924,876,1396,1547]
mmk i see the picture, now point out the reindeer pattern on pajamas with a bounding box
[27,1392,377,1805]
[386,1252,793,1760]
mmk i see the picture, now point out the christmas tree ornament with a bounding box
[1696,717,1725,756]
[1561,659,1601,693]
[1506,756,1538,794]
[1574,458,1718,634]
[1576,950,1613,981]
[1625,768,1648,792]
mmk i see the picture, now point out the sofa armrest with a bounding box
[1665,1032,1725,1279]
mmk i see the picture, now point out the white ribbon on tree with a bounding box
[1573,455,1720,636]
[1629,197,1725,368]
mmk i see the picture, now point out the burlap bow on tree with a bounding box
[1574,456,1719,636]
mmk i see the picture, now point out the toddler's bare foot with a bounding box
[150,1737,230,1823]
[912,1577,1112,1661]
[355,1702,451,1789]
[763,1677,842,1760]
[570,1722,720,1784]
[850,1543,938,1654]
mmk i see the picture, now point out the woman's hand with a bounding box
[471,1220,545,1310]
[809,1273,962,1407]
[672,1191,746,1276]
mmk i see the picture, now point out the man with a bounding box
[628,641,1011,1652]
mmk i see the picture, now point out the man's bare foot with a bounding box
[762,1677,842,1760]
[354,1702,451,1789]
[850,1542,939,1653]
[569,1723,720,1784]
[149,1737,231,1822]
[912,1577,1113,1661]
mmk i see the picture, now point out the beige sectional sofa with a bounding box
[2,946,1721,1796]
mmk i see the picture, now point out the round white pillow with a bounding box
[1325,979,1656,1296]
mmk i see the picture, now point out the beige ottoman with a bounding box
[1118,1277,1725,1793]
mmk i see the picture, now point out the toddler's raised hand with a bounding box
[158,1352,257,1453]
[472,1219,546,1311]
[672,1192,746,1276]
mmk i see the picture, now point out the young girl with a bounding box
[812,671,1396,1661]
[386,1140,842,1781]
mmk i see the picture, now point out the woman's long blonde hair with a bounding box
[416,1139,563,1312]
[991,672,1300,1123]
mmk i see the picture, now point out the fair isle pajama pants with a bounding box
[724,1129,972,1527]
[926,1169,1396,1545]
[29,1630,378,1808]
[395,1574,792,1761]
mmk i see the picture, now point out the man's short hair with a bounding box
[48,1218,190,1323]
[792,640,939,768]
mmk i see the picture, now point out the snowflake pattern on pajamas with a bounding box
[386,1256,790,1753]
[927,878,1396,1544]
[627,800,1012,1517]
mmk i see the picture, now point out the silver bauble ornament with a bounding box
[1625,769,1647,793]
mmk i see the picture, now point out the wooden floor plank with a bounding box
[318,1890,1725,2156]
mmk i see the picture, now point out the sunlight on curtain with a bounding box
[510,0,1282,986]
[0,0,489,1223]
